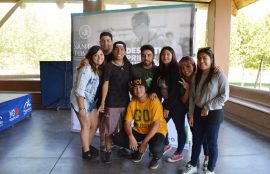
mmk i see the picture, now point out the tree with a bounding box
[230,11,270,88]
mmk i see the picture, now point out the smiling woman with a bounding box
[0,2,82,78]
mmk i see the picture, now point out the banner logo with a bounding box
[9,107,20,121]
[23,98,32,114]
[79,25,92,40]
[0,116,3,127]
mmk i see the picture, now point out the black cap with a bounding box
[131,77,147,88]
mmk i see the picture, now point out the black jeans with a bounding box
[113,129,165,159]
[164,101,187,154]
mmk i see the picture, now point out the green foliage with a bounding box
[230,12,270,69]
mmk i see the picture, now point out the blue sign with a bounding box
[0,94,32,132]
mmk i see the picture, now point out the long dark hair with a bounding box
[158,46,178,79]
[78,45,104,76]
[195,47,216,92]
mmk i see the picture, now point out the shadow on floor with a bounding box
[0,110,270,174]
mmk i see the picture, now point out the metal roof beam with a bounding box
[0,0,82,2]
[0,0,22,29]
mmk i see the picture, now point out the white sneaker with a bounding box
[205,170,214,174]
[183,165,197,174]
[203,159,208,171]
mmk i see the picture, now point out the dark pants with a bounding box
[113,130,165,159]
[190,127,209,156]
[190,106,223,172]
[165,101,187,154]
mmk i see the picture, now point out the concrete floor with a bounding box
[0,110,270,174]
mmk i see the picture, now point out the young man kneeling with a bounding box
[113,77,167,169]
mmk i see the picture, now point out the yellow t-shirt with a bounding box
[125,97,167,136]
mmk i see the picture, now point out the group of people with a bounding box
[70,31,229,174]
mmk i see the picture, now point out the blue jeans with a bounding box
[190,106,222,172]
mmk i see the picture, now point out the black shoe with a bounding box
[149,157,159,169]
[118,148,130,157]
[89,145,99,158]
[82,150,92,160]
[104,151,112,164]
[132,151,144,163]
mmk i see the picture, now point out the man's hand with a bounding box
[98,102,105,113]
[163,109,169,119]
[139,141,147,153]
[149,93,157,100]
[129,135,138,151]
[81,58,89,66]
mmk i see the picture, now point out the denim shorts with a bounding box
[71,100,97,116]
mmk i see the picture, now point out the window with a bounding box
[229,0,270,91]
[0,1,208,79]
[0,2,82,78]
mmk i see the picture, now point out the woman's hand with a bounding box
[214,66,223,73]
[78,108,86,118]
[201,107,209,116]
[188,116,194,127]
[178,78,190,90]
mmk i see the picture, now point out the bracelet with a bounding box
[79,108,85,111]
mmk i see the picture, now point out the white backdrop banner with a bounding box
[71,4,195,148]
[71,4,195,66]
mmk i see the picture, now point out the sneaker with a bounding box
[132,151,144,163]
[186,161,192,168]
[203,159,208,171]
[149,157,159,169]
[89,145,99,158]
[167,152,183,162]
[183,165,197,174]
[186,160,200,168]
[82,150,92,160]
[104,150,112,164]
[205,170,214,174]
[163,145,172,155]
